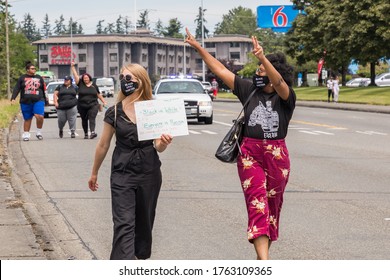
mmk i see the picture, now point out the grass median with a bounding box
[0,98,20,129]
[217,86,390,106]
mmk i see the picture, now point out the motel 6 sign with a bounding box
[257,5,303,33]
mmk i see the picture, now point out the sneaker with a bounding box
[90,132,97,139]
[71,132,75,138]
[22,132,30,141]
[59,130,63,138]
[84,134,89,139]
[36,133,43,140]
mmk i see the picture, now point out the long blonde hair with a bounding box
[116,64,153,103]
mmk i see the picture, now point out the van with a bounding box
[94,77,115,97]
[36,70,56,85]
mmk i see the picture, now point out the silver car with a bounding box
[44,81,63,118]
[153,78,213,124]
[375,73,390,87]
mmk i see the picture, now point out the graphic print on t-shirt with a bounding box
[24,77,41,95]
[248,100,279,137]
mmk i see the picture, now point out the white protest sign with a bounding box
[134,98,189,141]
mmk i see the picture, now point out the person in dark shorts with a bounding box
[11,61,47,141]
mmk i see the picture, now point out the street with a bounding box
[7,100,390,260]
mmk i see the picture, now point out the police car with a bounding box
[153,77,213,124]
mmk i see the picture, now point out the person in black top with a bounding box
[71,62,107,139]
[88,63,173,260]
[185,28,296,260]
[11,61,47,141]
[53,75,78,138]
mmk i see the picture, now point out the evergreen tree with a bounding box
[20,13,41,41]
[41,14,51,38]
[214,6,257,35]
[163,18,183,38]
[137,10,150,29]
[194,6,209,39]
[115,15,124,34]
[154,18,164,36]
[96,20,105,34]
[104,22,115,34]
[53,15,66,35]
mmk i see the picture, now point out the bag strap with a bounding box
[114,103,117,128]
[236,89,257,120]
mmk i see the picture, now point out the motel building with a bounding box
[33,31,252,83]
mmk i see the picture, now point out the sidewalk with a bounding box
[0,100,389,260]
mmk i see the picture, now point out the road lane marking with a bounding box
[356,131,387,136]
[201,130,218,135]
[188,130,201,135]
[313,130,335,135]
[299,130,320,135]
[385,218,390,221]
[213,120,234,127]
[291,120,346,130]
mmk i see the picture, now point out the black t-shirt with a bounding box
[234,76,296,140]
[11,74,46,104]
[77,82,100,108]
[55,84,78,109]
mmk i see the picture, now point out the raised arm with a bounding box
[71,62,80,85]
[251,36,290,100]
[184,28,235,90]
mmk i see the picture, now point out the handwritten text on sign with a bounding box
[135,98,189,141]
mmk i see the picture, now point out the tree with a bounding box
[137,10,150,30]
[153,19,164,36]
[19,13,41,41]
[115,15,124,34]
[162,18,183,38]
[194,6,209,39]
[96,20,105,34]
[53,15,66,35]
[214,6,257,35]
[41,14,51,38]
[104,23,115,34]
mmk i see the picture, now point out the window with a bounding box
[142,44,148,49]
[158,54,162,62]
[78,43,86,49]
[205,42,215,48]
[169,46,174,51]
[110,67,117,75]
[169,67,175,74]
[230,42,240,48]
[109,43,117,49]
[40,55,48,63]
[178,56,182,64]
[125,53,130,62]
[142,54,147,62]
[39,44,47,50]
[169,55,174,63]
[110,53,118,62]
[79,54,86,62]
[230,52,240,60]
[79,67,86,75]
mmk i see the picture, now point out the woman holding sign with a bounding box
[185,28,295,260]
[88,63,173,260]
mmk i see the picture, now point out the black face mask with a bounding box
[253,75,270,89]
[120,79,138,96]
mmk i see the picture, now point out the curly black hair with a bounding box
[264,52,294,87]
[25,60,35,70]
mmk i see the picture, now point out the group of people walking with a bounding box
[11,61,107,140]
[12,28,298,261]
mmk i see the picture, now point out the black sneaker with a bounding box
[59,130,63,138]
[90,132,97,139]
[84,134,89,139]
[71,132,75,138]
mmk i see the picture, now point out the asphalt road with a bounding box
[8,100,390,260]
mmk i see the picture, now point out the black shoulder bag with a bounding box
[215,89,256,163]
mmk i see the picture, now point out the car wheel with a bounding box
[204,114,213,124]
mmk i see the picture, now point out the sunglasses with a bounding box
[29,67,36,70]
[119,74,133,82]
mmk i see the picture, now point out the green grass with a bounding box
[0,99,20,129]
[216,86,390,106]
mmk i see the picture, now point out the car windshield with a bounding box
[158,81,204,94]
[47,84,61,94]
[96,79,113,86]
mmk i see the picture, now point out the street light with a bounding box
[201,0,205,82]
[5,0,11,99]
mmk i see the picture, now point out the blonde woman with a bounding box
[88,64,173,259]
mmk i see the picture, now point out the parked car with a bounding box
[94,77,115,97]
[346,78,370,87]
[201,81,215,101]
[44,81,62,118]
[375,73,390,87]
[153,78,213,124]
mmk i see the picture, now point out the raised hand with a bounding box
[251,36,265,61]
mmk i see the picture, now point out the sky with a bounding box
[8,0,292,35]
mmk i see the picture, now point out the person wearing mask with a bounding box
[185,28,295,260]
[327,76,334,103]
[71,62,107,139]
[11,61,47,141]
[88,63,173,260]
[53,75,78,138]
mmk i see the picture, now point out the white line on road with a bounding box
[384,218,390,221]
[356,131,388,135]
[213,120,233,127]
[299,130,321,135]
[188,130,201,135]
[313,130,335,135]
[201,130,218,135]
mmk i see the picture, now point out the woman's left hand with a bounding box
[160,134,173,146]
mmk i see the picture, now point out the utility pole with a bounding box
[5,0,11,99]
[201,0,205,82]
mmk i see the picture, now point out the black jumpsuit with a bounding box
[104,102,162,260]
